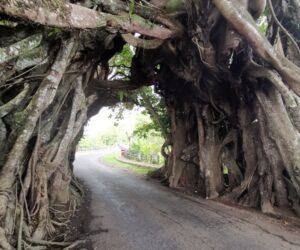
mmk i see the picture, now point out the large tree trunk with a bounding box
[152,0,300,217]
[0,30,106,248]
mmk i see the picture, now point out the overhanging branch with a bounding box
[121,33,164,49]
[90,79,140,90]
[213,0,300,95]
[0,2,178,40]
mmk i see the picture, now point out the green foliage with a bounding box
[129,0,135,19]
[134,86,169,137]
[133,122,156,138]
[45,27,63,38]
[108,42,169,139]
[108,44,169,162]
[257,15,268,35]
[0,20,17,27]
[78,127,127,150]
[109,44,134,80]
[108,104,127,126]
[125,113,165,164]
[130,134,163,156]
[132,112,158,138]
[107,44,137,124]
[111,44,133,67]
[117,90,125,102]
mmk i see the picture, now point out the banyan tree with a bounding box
[0,0,300,248]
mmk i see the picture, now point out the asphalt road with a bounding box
[74,150,300,250]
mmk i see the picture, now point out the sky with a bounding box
[84,107,141,136]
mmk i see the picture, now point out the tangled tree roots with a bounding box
[0,2,176,247]
[1,0,300,248]
[154,0,300,217]
[0,31,107,248]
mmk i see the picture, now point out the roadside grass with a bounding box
[100,154,154,174]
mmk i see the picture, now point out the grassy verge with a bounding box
[100,154,154,174]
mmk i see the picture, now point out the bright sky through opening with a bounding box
[84,107,141,136]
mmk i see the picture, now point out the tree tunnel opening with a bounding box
[74,105,166,181]
[74,42,168,168]
[1,0,300,249]
[76,106,156,153]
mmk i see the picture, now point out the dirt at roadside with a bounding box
[63,183,93,249]
[55,182,107,250]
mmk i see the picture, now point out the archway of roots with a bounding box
[1,0,300,249]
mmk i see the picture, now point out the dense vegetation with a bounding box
[0,0,300,248]
[78,112,165,164]
[78,127,126,150]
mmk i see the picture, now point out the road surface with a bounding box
[74,150,300,250]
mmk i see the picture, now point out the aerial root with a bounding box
[17,206,24,250]
[25,238,86,249]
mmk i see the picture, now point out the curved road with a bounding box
[74,150,300,250]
